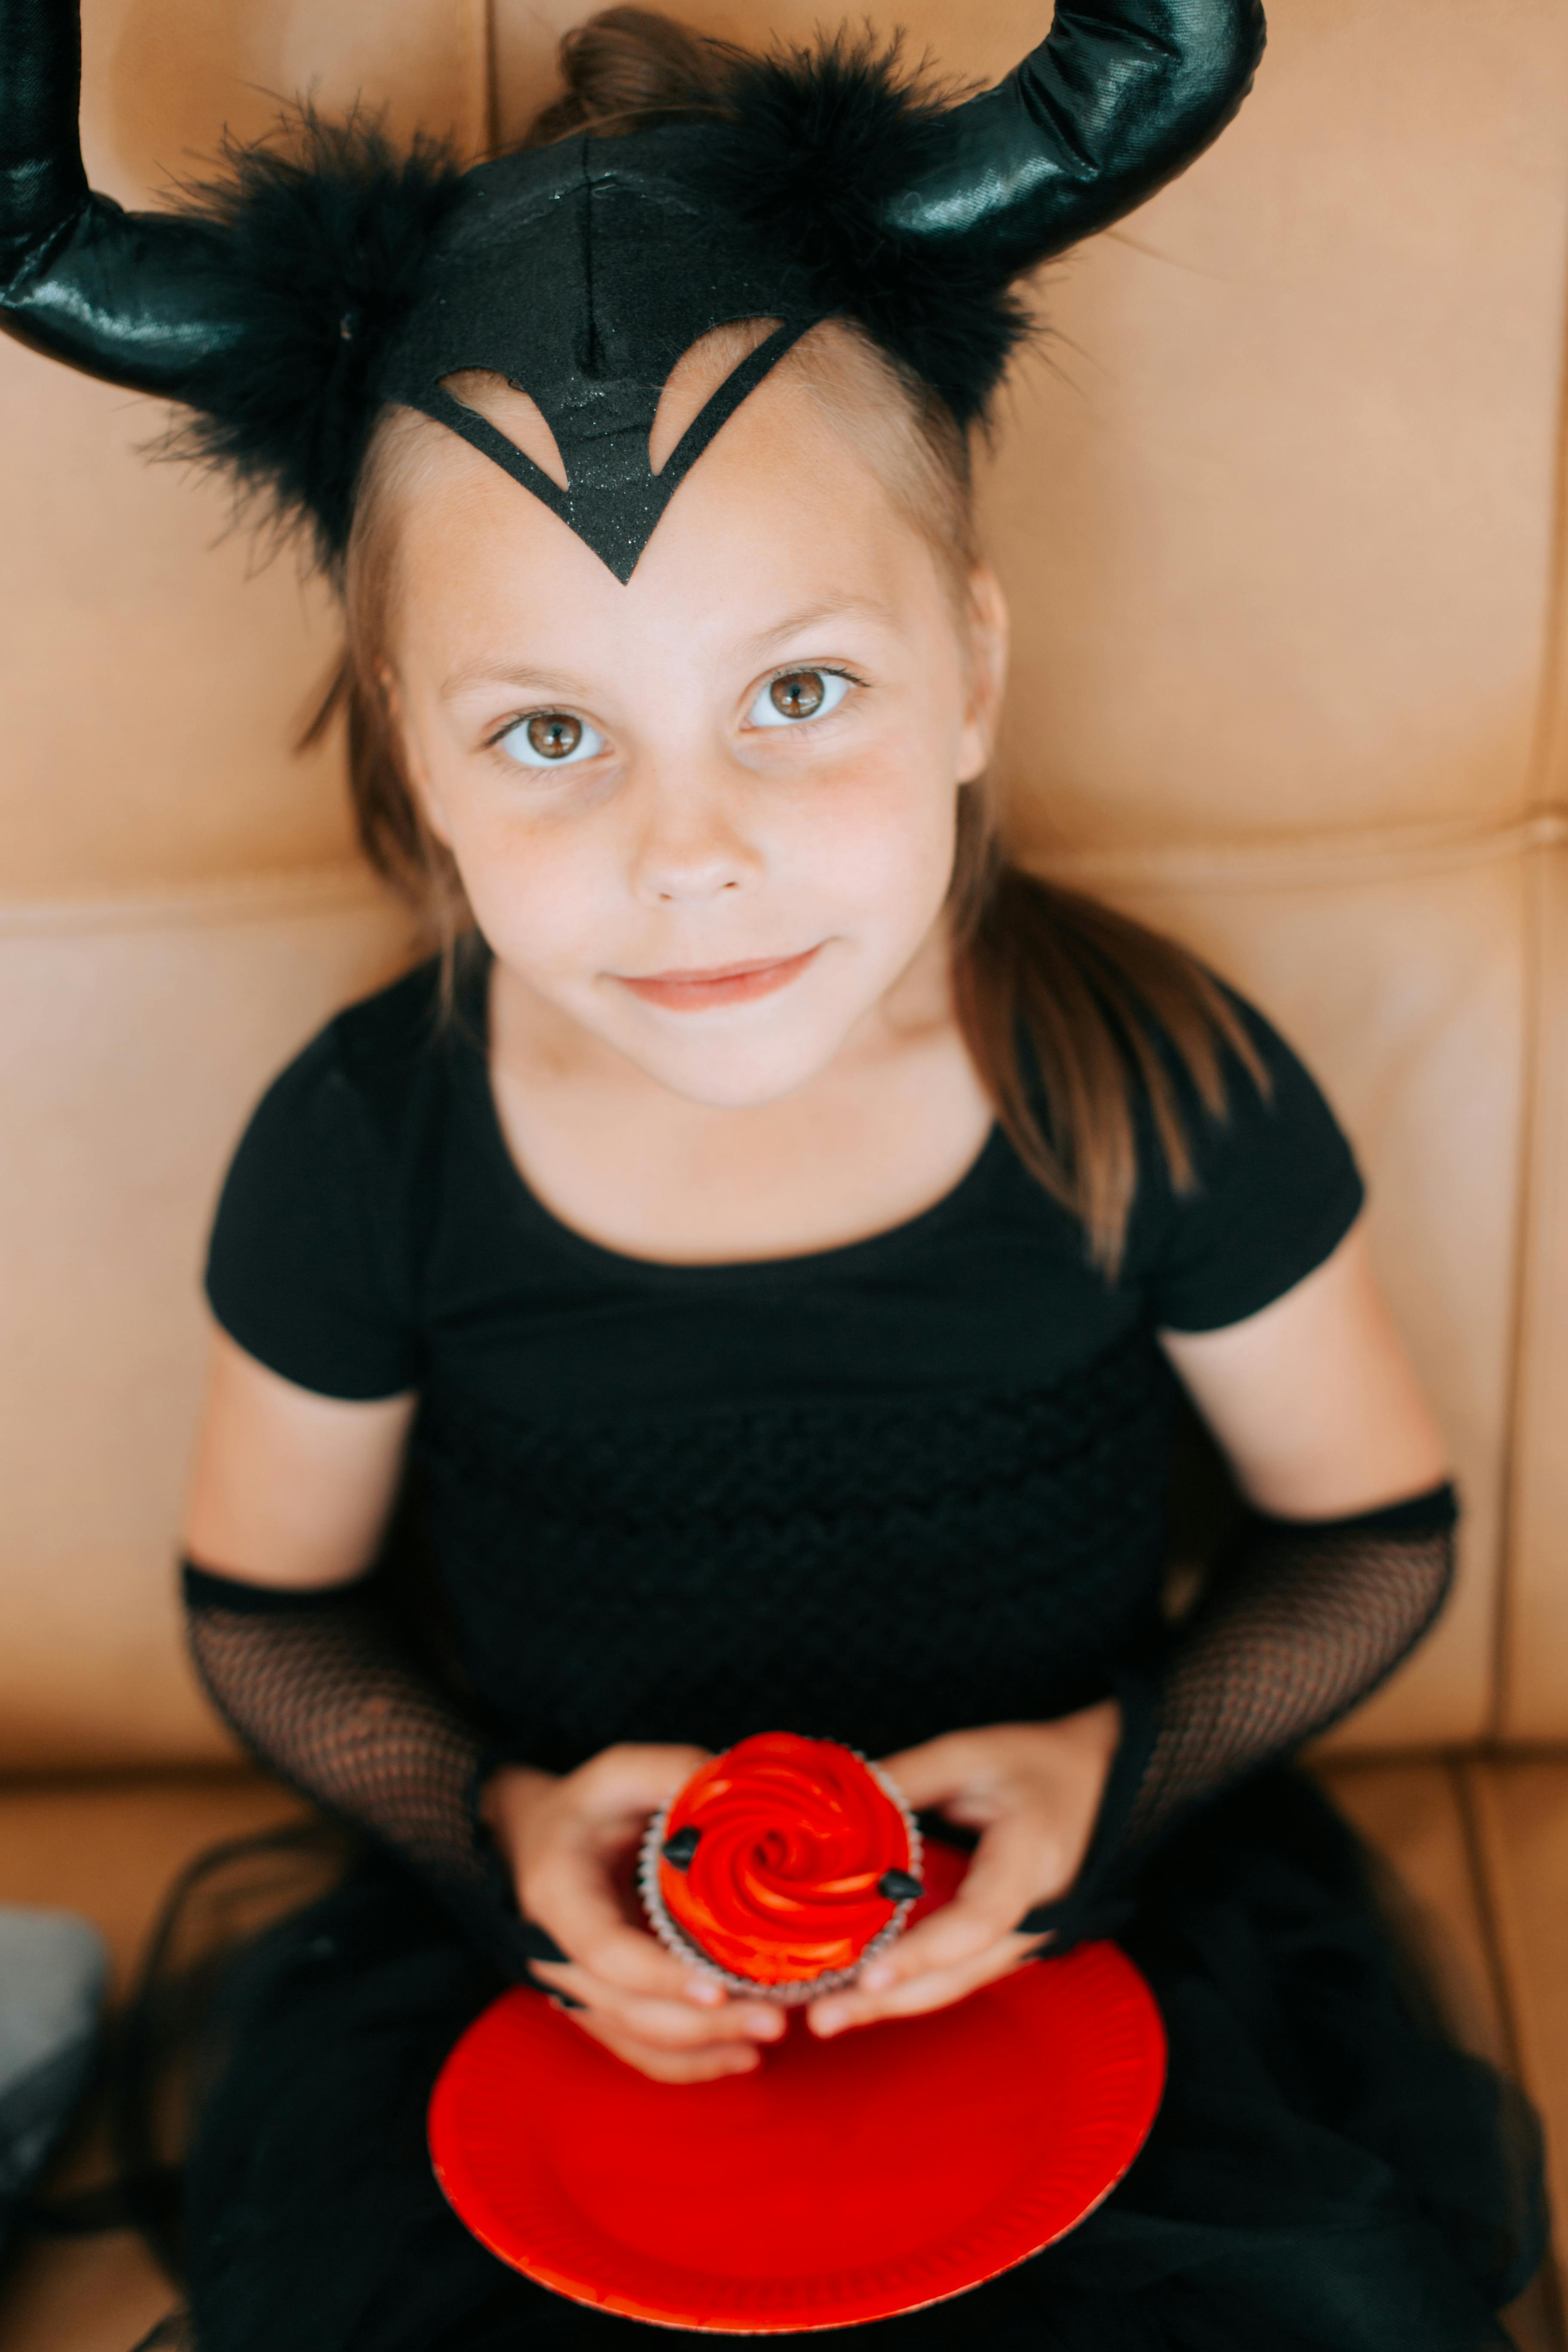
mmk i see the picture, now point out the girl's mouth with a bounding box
[613,945,822,1011]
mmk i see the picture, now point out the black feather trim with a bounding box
[148,38,1033,564]
[163,110,465,567]
[703,33,1033,426]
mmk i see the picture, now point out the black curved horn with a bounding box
[0,0,243,394]
[879,0,1265,275]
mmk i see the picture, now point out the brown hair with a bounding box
[308,7,1263,1274]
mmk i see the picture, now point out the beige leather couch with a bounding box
[4,0,1568,2342]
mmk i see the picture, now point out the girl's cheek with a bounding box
[802,744,959,893]
[446,800,606,963]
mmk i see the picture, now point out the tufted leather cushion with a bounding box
[2,0,1567,1761]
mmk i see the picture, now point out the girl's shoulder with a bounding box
[297,953,475,1154]
[225,950,489,1192]
[1118,983,1366,1334]
[203,956,472,1400]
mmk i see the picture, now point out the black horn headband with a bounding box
[0,0,1265,581]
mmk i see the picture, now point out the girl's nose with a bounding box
[628,770,763,907]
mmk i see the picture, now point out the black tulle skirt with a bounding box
[143,1772,1547,2352]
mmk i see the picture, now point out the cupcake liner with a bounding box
[637,1749,923,2004]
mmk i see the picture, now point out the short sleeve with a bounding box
[1133,995,1365,1333]
[205,1027,420,1400]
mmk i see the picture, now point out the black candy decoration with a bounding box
[878,1868,924,1904]
[662,1826,701,1870]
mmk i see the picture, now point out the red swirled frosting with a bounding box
[654,1732,916,1987]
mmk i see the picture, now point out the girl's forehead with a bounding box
[392,365,946,669]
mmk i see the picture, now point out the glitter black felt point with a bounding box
[662,1827,701,1869]
[878,1868,923,1903]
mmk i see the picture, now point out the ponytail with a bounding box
[950,791,1265,1274]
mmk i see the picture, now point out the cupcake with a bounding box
[639,1731,924,2002]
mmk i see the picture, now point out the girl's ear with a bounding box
[958,564,1010,783]
[379,662,453,847]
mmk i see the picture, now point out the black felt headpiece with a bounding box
[0,0,1264,582]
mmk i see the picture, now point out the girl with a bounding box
[1,1,1545,2345]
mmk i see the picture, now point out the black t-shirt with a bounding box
[205,954,1363,1771]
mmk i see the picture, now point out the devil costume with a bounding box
[2,0,1271,577]
[159,962,1538,2352]
[0,0,1548,2345]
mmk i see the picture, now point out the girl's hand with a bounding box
[806,1703,1121,2040]
[481,1744,788,2082]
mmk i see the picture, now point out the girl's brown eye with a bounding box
[526,712,583,760]
[769,671,825,720]
[747,667,854,732]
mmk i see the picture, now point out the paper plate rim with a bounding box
[429,1941,1166,2334]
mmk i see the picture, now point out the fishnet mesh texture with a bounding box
[1125,1516,1455,1855]
[181,1338,1175,1968]
[183,1339,1451,1974]
[184,1590,523,1975]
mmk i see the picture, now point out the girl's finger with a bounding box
[809,1932,1037,2037]
[525,1849,718,2003]
[530,1965,785,2049]
[570,2011,766,2083]
[870,1819,1056,1984]
[575,1743,714,1814]
[609,1992,786,2049]
[875,1733,978,1811]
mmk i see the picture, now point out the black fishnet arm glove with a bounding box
[1024,1483,1458,1948]
[182,1562,537,1980]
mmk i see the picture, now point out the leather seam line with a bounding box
[1028,808,1568,893]
[0,863,401,937]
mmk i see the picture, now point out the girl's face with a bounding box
[389,341,1007,1109]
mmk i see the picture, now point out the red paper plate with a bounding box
[430,1848,1165,2334]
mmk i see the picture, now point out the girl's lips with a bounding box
[613,944,821,1011]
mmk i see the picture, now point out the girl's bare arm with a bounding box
[1159,1219,1449,1517]
[183,1326,416,1586]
